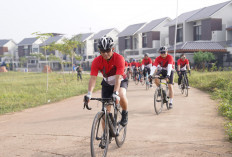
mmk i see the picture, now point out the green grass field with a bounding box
[175,71,232,140]
[0,72,102,115]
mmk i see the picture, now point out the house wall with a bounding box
[212,2,232,28]
[154,18,171,47]
[108,29,119,53]
[86,39,94,56]
[118,37,125,53]
[169,26,175,46]
[18,46,24,57]
[32,39,42,53]
[201,18,222,40]
[185,22,194,42]
[0,47,8,55]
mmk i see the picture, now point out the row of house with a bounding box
[1,0,232,71]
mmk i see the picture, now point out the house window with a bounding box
[33,48,38,53]
[94,40,98,52]
[142,33,147,48]
[177,25,183,43]
[194,25,202,41]
[125,36,131,49]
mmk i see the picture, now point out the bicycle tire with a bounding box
[181,78,184,94]
[184,75,188,97]
[154,88,163,115]
[135,74,139,85]
[91,111,109,157]
[140,76,145,86]
[165,87,169,110]
[115,105,127,147]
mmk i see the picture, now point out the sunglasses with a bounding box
[160,51,166,54]
[100,49,111,53]
[181,57,186,59]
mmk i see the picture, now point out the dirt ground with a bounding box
[0,81,231,157]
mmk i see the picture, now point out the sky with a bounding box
[0,0,229,43]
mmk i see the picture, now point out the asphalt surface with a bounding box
[0,80,231,157]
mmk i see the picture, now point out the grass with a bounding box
[0,72,102,115]
[175,71,232,140]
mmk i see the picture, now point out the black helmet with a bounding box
[159,46,168,53]
[144,53,149,57]
[98,36,114,51]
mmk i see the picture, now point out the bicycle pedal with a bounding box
[156,100,161,102]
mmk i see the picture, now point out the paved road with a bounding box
[0,81,231,157]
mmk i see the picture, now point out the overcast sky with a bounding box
[0,0,228,42]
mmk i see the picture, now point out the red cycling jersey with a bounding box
[142,58,152,65]
[131,62,139,68]
[91,53,125,85]
[125,61,128,67]
[153,54,174,69]
[177,58,189,71]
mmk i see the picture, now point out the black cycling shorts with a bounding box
[101,79,128,98]
[155,70,174,84]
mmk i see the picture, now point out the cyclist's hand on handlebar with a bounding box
[112,91,120,104]
[165,75,170,82]
[188,70,191,75]
[83,92,92,110]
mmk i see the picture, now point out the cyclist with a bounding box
[84,36,129,127]
[150,46,174,109]
[177,53,191,89]
[142,53,152,86]
[131,59,139,79]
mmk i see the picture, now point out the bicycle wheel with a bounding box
[165,87,169,110]
[135,74,139,85]
[115,104,127,147]
[140,75,145,86]
[184,76,188,97]
[91,111,109,157]
[154,88,164,115]
[181,78,184,94]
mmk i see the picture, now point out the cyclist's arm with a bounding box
[187,64,190,71]
[177,65,180,71]
[114,75,122,93]
[167,64,172,76]
[88,75,97,94]
[150,66,157,76]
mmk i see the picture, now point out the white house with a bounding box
[0,39,17,64]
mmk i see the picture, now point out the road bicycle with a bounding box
[180,71,190,97]
[84,97,127,157]
[144,68,150,90]
[153,76,170,115]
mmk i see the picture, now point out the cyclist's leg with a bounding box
[178,72,182,85]
[101,79,114,128]
[147,68,152,84]
[154,70,162,87]
[119,79,128,126]
[168,71,174,107]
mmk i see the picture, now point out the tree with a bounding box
[19,57,27,68]
[193,51,215,70]
[62,36,83,74]
[32,32,53,91]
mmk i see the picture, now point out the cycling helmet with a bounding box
[132,59,136,62]
[159,46,168,53]
[98,36,114,51]
[144,53,149,57]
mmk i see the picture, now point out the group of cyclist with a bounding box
[84,36,191,148]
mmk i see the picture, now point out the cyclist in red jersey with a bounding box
[142,53,153,86]
[177,53,191,89]
[131,59,139,79]
[150,46,175,109]
[84,36,128,129]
